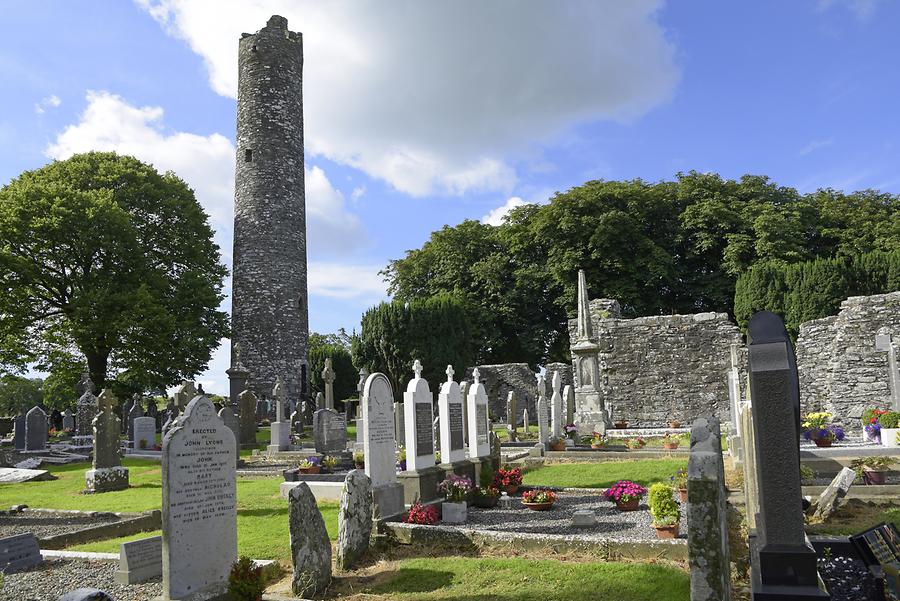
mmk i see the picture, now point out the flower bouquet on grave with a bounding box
[473,485,500,508]
[321,455,338,473]
[801,412,845,447]
[396,445,407,471]
[298,456,321,474]
[353,450,365,469]
[522,487,557,511]
[591,432,608,449]
[493,467,523,495]
[405,501,438,525]
[603,480,647,512]
[626,436,647,450]
[564,424,578,441]
[439,475,474,523]
[862,408,889,444]
[671,468,688,502]
[648,483,681,539]
[661,433,681,450]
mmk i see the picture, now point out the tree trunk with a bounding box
[84,349,109,392]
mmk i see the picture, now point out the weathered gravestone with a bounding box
[439,365,467,466]
[268,376,290,453]
[238,389,258,447]
[505,391,518,442]
[393,401,405,446]
[146,400,159,431]
[399,360,441,505]
[85,390,129,493]
[523,408,530,434]
[173,380,197,411]
[24,406,48,451]
[13,413,25,451]
[686,417,731,601]
[564,384,575,427]
[739,399,760,531]
[133,417,156,451]
[161,395,237,601]
[127,402,144,445]
[336,469,373,570]
[747,311,828,600]
[536,376,549,445]
[76,375,98,437]
[875,328,900,411]
[121,397,134,434]
[114,535,162,584]
[217,406,240,467]
[62,408,75,432]
[288,482,332,597]
[322,358,336,411]
[0,532,42,573]
[363,373,405,518]
[550,371,563,437]
[812,467,857,522]
[314,409,347,454]
[467,369,491,461]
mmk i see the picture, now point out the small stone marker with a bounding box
[812,467,857,521]
[114,535,162,584]
[13,413,25,450]
[24,406,48,451]
[564,384,575,426]
[289,482,332,597]
[0,532,42,573]
[404,360,434,471]
[438,365,466,464]
[62,408,75,432]
[505,390,518,442]
[86,390,129,493]
[467,369,491,459]
[238,389,257,446]
[336,469,373,570]
[161,394,237,601]
[550,371,563,437]
[313,408,347,454]
[536,376,549,445]
[0,467,51,483]
[132,416,156,451]
[363,373,405,518]
[572,510,597,527]
[218,406,240,465]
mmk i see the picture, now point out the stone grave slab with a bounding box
[0,468,52,483]
[313,409,347,454]
[0,532,42,573]
[114,535,162,584]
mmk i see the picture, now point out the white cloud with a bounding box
[34,94,61,114]
[308,262,388,301]
[44,91,365,259]
[137,0,679,196]
[799,138,834,156]
[350,186,365,200]
[482,196,528,227]
[816,0,880,20]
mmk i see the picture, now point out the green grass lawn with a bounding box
[522,458,686,489]
[357,557,689,601]
[0,458,338,561]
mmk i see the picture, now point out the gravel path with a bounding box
[464,491,687,542]
[2,558,161,601]
[0,512,120,540]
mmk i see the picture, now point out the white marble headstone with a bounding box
[550,371,563,437]
[438,365,466,464]
[404,361,435,471]
[467,369,490,459]
[133,417,156,451]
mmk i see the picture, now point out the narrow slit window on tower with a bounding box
[245,149,253,162]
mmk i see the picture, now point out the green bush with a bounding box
[648,482,680,525]
[799,464,816,482]
[228,556,265,601]
[880,412,900,429]
[479,463,495,489]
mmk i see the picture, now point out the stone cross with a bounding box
[412,359,423,380]
[85,389,129,492]
[473,367,481,385]
[269,376,289,452]
[322,359,335,411]
[445,364,454,382]
[274,376,287,419]
[875,329,900,411]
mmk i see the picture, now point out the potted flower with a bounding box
[405,501,438,525]
[626,437,647,450]
[603,480,647,511]
[648,483,680,539]
[590,432,608,449]
[862,408,889,444]
[439,475,473,524]
[473,485,500,508]
[662,433,681,450]
[353,450,365,469]
[878,411,900,448]
[396,445,407,471]
[564,424,578,441]
[548,435,567,452]
[297,457,321,474]
[850,456,894,485]
[801,412,845,447]
[494,467,522,495]
[671,467,688,503]
[321,455,338,474]
[522,488,558,511]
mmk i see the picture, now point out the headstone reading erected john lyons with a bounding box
[363,373,405,518]
[161,395,237,601]
[313,409,347,454]
[467,369,491,459]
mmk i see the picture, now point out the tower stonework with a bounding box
[231,15,308,401]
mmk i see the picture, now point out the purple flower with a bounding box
[832,427,845,441]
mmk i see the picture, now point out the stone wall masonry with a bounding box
[796,291,900,424]
[463,364,537,424]
[568,302,745,426]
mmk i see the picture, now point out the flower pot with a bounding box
[442,501,467,524]
[614,421,628,429]
[502,485,519,495]
[615,497,640,512]
[662,443,679,450]
[299,466,321,474]
[549,441,566,451]
[522,501,554,511]
[654,523,680,539]
[591,443,606,450]
[668,421,681,429]
[863,469,887,485]
[813,438,833,448]
[678,488,688,503]
[881,428,900,448]
[473,494,499,508]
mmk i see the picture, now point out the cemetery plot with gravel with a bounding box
[0,510,122,540]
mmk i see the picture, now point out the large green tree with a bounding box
[385,172,900,366]
[0,152,229,391]
[0,375,42,416]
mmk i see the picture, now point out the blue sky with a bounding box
[3,0,898,394]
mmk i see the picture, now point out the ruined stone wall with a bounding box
[463,364,537,424]
[568,303,744,426]
[796,291,900,424]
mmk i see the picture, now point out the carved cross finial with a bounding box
[274,375,286,400]
[98,389,116,411]
[445,364,455,382]
[473,367,481,384]
[322,358,335,383]
[552,371,561,393]
[233,342,242,365]
[413,359,423,379]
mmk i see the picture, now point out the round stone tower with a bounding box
[231,15,308,402]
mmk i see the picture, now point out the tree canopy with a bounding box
[383,172,900,366]
[308,330,357,402]
[0,152,229,392]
